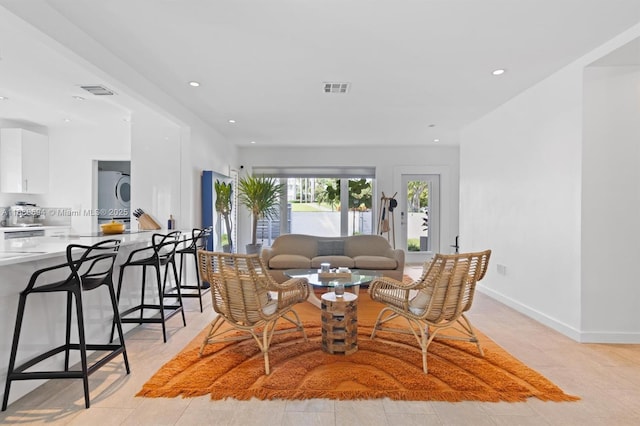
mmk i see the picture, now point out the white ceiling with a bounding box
[0,8,134,130]
[1,0,640,147]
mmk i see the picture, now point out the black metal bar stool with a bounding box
[2,239,130,411]
[174,227,212,312]
[111,230,185,343]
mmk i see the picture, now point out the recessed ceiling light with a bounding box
[189,81,200,87]
[228,119,236,123]
[492,69,506,76]
[433,138,440,142]
[63,118,71,122]
[250,141,256,144]
[72,95,85,101]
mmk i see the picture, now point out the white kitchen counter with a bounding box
[0,229,191,408]
[0,230,154,266]
[0,226,69,231]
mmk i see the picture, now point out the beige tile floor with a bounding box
[2,264,640,425]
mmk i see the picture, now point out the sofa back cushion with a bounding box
[269,234,320,259]
[344,234,395,258]
[268,234,396,264]
[268,254,311,269]
[353,255,397,270]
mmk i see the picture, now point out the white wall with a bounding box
[238,145,459,259]
[461,24,640,342]
[121,108,234,233]
[181,121,236,230]
[129,110,180,231]
[461,66,584,337]
[43,123,130,232]
[582,65,640,340]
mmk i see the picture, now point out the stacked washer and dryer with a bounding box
[98,171,131,230]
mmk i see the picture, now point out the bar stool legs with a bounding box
[111,231,186,343]
[2,240,129,411]
[113,259,185,343]
[173,228,211,313]
[177,245,209,312]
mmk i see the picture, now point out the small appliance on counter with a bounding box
[5,202,44,227]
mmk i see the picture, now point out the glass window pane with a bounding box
[280,177,374,238]
[290,177,339,236]
[406,179,430,252]
[347,178,373,236]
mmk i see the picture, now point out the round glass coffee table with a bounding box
[284,269,381,308]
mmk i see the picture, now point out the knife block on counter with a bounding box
[136,213,161,230]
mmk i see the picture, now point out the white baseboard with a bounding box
[477,285,640,344]
[578,331,640,343]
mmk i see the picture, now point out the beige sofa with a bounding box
[261,234,405,283]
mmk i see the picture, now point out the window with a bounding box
[252,167,375,243]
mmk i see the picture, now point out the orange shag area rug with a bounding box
[137,293,579,403]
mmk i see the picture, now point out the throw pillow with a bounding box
[409,291,430,314]
[317,240,344,256]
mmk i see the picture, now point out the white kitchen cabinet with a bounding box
[0,128,49,193]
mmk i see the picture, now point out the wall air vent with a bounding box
[323,82,350,94]
[80,85,116,96]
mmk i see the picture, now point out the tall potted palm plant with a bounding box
[214,179,233,252]
[237,175,284,254]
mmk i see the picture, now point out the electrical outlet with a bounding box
[496,264,507,275]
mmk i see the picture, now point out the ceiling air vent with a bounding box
[80,85,116,96]
[323,82,350,94]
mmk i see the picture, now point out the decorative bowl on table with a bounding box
[100,220,125,234]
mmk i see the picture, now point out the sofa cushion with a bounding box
[353,255,397,270]
[317,240,345,256]
[269,234,319,259]
[311,256,355,269]
[268,254,311,269]
[344,235,396,258]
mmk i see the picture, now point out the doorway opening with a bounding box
[401,174,440,256]
[97,161,131,230]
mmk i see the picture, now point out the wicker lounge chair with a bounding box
[197,251,309,375]
[368,250,491,373]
